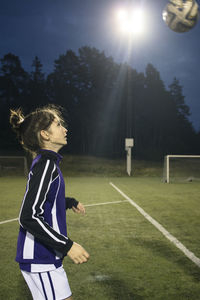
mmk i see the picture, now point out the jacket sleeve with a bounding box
[65,197,79,209]
[19,158,73,256]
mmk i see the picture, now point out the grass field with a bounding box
[1,171,200,299]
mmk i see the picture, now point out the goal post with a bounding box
[163,155,200,183]
[0,156,28,176]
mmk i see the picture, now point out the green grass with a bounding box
[1,176,200,299]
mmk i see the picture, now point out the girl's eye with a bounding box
[57,122,61,126]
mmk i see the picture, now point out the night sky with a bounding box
[1,0,200,131]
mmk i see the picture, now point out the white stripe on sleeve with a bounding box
[32,160,66,245]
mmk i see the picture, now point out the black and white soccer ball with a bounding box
[162,0,199,33]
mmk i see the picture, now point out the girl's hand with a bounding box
[72,202,85,215]
[67,242,89,264]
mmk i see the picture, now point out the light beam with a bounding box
[116,7,145,35]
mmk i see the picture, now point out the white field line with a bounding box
[0,217,19,225]
[84,200,128,207]
[110,182,200,268]
[0,200,127,225]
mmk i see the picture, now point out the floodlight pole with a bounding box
[125,57,134,177]
[126,147,132,176]
[125,138,134,176]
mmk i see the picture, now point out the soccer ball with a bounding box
[162,0,199,33]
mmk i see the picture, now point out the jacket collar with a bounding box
[38,149,63,164]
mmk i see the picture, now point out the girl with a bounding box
[10,105,89,300]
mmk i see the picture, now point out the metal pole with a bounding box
[127,147,131,176]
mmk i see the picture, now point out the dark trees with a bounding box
[0,48,199,159]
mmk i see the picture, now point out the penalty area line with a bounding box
[110,182,200,268]
[0,217,19,225]
[0,200,128,225]
[84,200,128,207]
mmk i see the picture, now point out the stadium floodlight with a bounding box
[116,7,145,35]
[114,6,145,176]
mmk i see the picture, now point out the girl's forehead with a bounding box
[47,110,64,126]
[51,113,61,122]
[51,114,64,126]
[53,116,60,122]
[51,117,60,127]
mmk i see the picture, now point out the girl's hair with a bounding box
[9,104,65,156]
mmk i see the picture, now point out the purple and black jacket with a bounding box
[16,150,78,272]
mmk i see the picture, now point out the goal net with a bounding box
[163,155,200,183]
[0,156,28,176]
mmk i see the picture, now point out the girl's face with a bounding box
[41,115,68,152]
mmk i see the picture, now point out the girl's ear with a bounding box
[40,130,50,141]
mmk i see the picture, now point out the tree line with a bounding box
[0,47,199,160]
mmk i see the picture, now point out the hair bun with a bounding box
[10,109,25,130]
